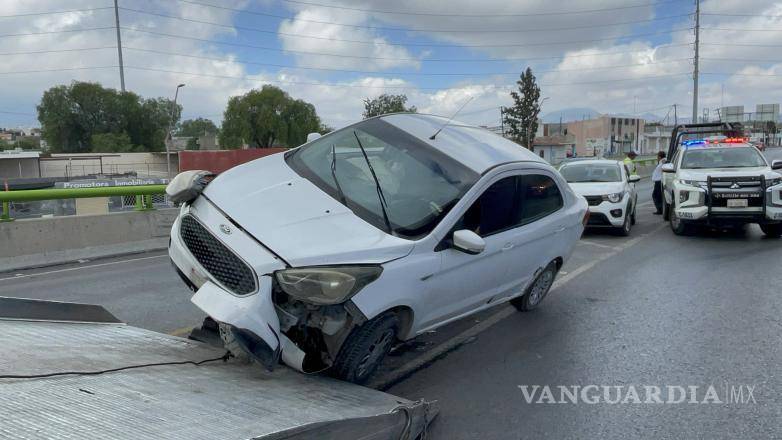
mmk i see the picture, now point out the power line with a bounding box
[0,6,113,18]
[122,26,694,61]
[701,42,782,48]
[0,110,36,116]
[0,47,116,56]
[0,66,118,75]
[0,27,114,38]
[277,0,679,17]
[122,46,693,76]
[700,12,782,18]
[173,0,688,33]
[703,72,782,78]
[122,6,692,36]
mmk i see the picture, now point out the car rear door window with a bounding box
[518,174,563,224]
[459,176,520,237]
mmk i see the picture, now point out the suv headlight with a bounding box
[602,192,624,203]
[678,179,704,188]
[766,177,782,187]
[274,266,383,305]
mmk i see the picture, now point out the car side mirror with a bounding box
[628,174,641,183]
[772,160,782,170]
[661,163,675,173]
[306,132,322,143]
[452,229,485,255]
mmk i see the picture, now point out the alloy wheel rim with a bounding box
[529,269,554,305]
[356,329,394,378]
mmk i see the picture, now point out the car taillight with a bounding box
[582,210,590,226]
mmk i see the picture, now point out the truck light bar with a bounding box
[682,137,748,147]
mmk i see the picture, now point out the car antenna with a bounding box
[429,97,473,140]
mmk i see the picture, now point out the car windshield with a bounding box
[681,147,767,169]
[559,163,622,183]
[285,118,479,239]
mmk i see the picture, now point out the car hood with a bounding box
[677,167,780,181]
[568,181,625,196]
[202,152,414,267]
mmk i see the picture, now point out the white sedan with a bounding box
[167,113,588,384]
[559,159,640,235]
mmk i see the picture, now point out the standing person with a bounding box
[652,151,667,215]
[623,150,638,175]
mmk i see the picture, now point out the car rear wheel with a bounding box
[511,261,558,312]
[331,313,399,385]
[760,223,782,238]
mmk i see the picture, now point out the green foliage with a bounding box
[219,85,321,148]
[36,81,180,153]
[502,68,542,149]
[362,94,417,119]
[177,118,219,150]
[91,132,136,152]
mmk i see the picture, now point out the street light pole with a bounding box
[166,84,185,180]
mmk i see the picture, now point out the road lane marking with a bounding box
[374,221,668,390]
[579,240,620,250]
[0,254,168,282]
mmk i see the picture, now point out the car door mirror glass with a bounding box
[661,163,675,173]
[628,174,641,183]
[452,229,485,255]
[772,160,782,170]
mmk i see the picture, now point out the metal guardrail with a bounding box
[0,184,167,222]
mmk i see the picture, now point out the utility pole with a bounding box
[166,84,186,179]
[674,104,678,126]
[500,107,505,137]
[692,0,700,124]
[113,0,126,92]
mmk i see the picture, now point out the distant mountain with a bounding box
[541,108,600,123]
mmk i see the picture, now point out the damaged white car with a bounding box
[168,114,588,384]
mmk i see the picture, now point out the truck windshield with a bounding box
[681,147,767,169]
[559,163,622,182]
[285,118,479,239]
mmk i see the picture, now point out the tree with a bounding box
[219,85,321,148]
[502,68,542,149]
[36,81,180,153]
[91,132,136,152]
[177,118,219,149]
[362,94,417,119]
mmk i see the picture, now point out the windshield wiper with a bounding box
[330,143,348,206]
[353,131,393,235]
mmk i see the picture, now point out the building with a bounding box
[532,134,576,165]
[566,115,646,156]
[641,123,675,155]
[0,149,41,179]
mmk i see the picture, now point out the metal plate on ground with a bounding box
[0,318,432,439]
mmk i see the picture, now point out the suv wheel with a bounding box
[669,209,692,236]
[662,201,671,221]
[511,261,558,312]
[760,223,782,238]
[332,313,399,384]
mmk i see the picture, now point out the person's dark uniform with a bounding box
[652,151,666,215]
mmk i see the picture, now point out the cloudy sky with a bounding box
[1,0,782,130]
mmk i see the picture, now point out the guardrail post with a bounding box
[134,195,144,211]
[144,194,154,211]
[1,201,12,222]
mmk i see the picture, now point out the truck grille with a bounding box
[179,215,257,295]
[584,196,603,206]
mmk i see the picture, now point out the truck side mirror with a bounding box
[452,230,485,255]
[662,163,675,173]
[772,160,782,170]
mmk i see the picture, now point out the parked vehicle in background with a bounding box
[559,159,640,236]
[661,137,782,236]
[167,113,588,384]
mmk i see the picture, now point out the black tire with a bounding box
[615,211,632,236]
[669,208,692,236]
[662,200,671,221]
[332,313,399,384]
[511,261,558,312]
[760,223,782,238]
[630,204,637,225]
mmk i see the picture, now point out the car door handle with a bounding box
[501,243,514,251]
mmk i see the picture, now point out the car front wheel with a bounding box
[331,313,399,384]
[511,261,558,312]
[760,223,782,238]
[669,208,692,236]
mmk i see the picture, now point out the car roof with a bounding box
[559,159,622,166]
[379,113,546,173]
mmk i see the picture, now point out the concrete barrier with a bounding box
[0,209,177,272]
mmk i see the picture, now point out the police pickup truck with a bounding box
[661,132,782,236]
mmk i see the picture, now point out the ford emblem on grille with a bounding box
[219,224,232,234]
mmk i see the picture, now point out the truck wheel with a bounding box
[511,261,558,312]
[669,209,691,236]
[760,223,782,238]
[332,313,399,385]
[662,201,671,221]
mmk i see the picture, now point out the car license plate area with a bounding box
[727,199,748,208]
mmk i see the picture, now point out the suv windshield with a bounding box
[559,163,622,183]
[681,146,767,169]
[285,118,479,239]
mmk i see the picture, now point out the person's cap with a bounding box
[627,150,638,157]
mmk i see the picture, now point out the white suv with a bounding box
[168,114,588,384]
[661,138,782,236]
[559,159,640,236]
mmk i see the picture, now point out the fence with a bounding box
[0,185,168,222]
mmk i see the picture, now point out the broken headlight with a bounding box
[274,266,383,305]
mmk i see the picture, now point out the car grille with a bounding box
[584,196,603,206]
[179,214,256,295]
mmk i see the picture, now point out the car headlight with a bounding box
[766,177,782,187]
[602,192,624,203]
[678,179,704,188]
[274,266,383,305]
